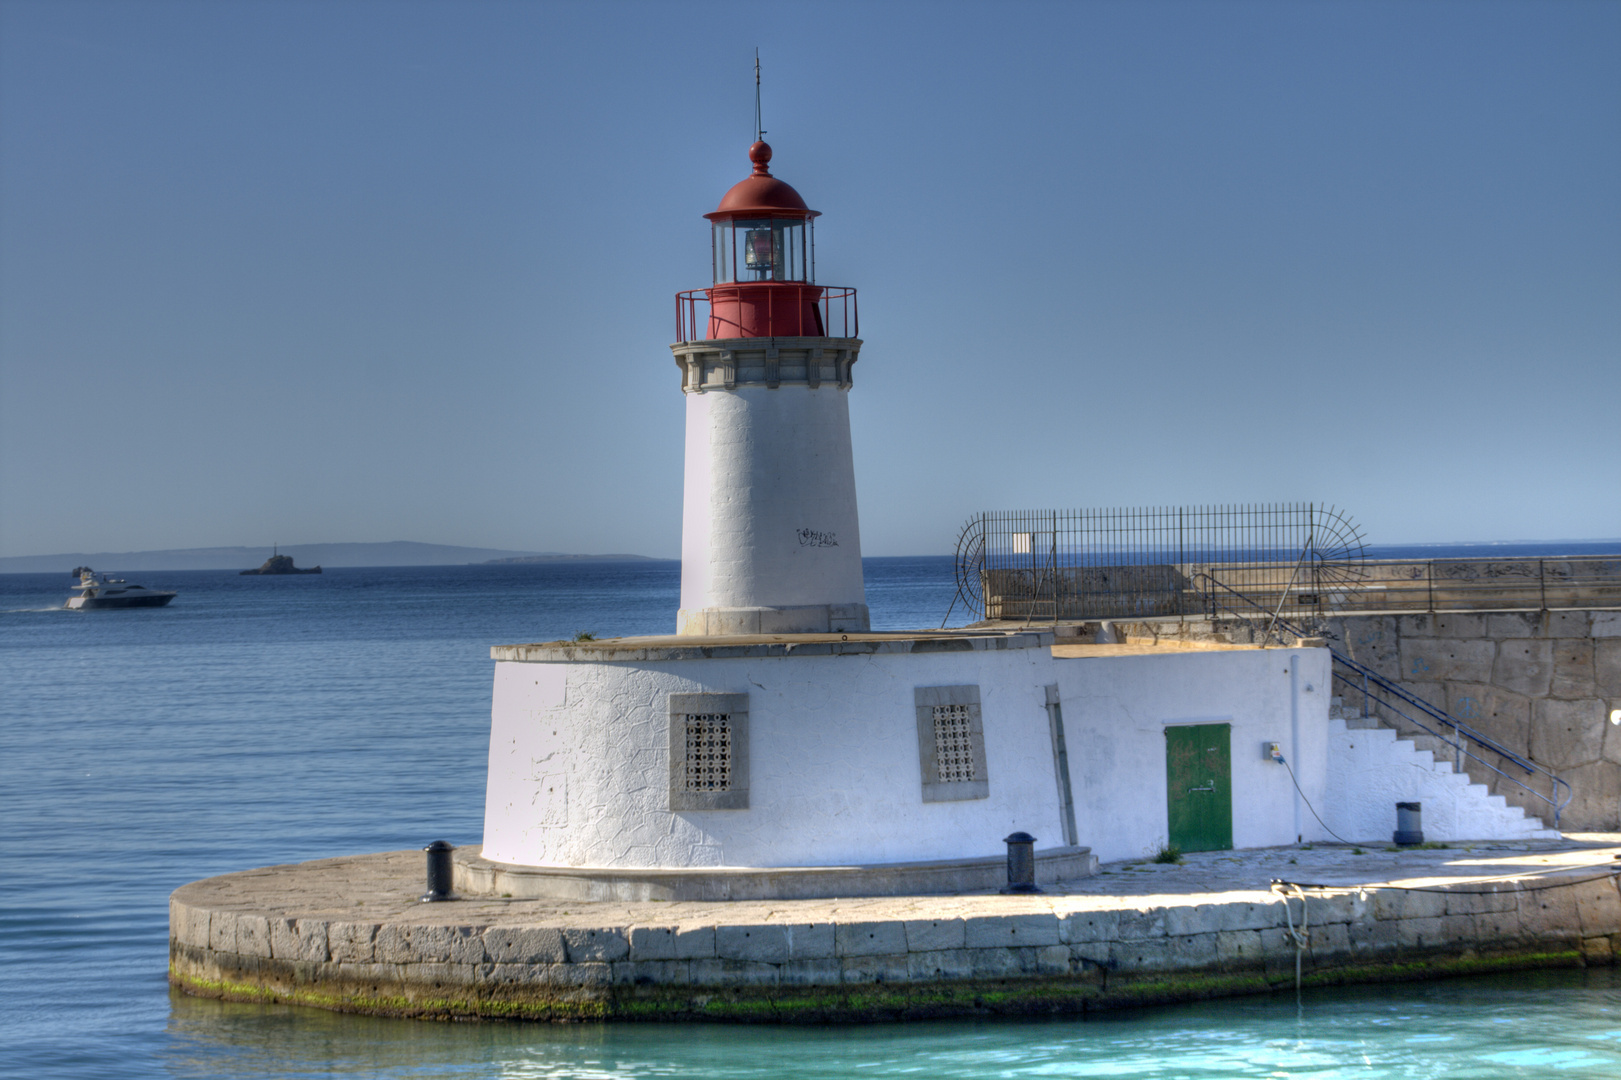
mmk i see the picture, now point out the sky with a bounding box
[1,0,1616,559]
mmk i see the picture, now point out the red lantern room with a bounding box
[676,141,856,342]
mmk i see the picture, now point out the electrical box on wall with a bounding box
[1264,742,1283,762]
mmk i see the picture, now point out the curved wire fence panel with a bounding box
[953,504,1367,622]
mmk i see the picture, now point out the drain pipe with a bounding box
[1289,653,1302,843]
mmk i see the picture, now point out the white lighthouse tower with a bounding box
[672,140,869,635]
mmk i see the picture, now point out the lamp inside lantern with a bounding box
[744,229,777,272]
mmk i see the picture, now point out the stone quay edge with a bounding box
[170,839,1621,1023]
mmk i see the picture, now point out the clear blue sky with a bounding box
[2,0,1616,559]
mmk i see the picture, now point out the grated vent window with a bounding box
[682,713,732,792]
[915,686,986,802]
[932,704,978,783]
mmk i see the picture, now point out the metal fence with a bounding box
[952,504,1367,623]
[953,504,1621,623]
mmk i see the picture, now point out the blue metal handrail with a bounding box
[1195,572,1572,828]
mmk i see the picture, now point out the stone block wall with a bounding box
[1314,611,1621,830]
[169,874,1621,1022]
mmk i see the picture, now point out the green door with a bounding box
[1165,724,1232,853]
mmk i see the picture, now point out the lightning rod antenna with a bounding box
[754,49,765,142]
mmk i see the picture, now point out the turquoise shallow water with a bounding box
[155,969,1621,1078]
[3,553,1621,1078]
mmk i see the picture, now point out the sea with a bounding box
[3,547,1621,1079]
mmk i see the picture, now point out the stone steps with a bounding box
[1327,695,1561,838]
[1323,714,1560,843]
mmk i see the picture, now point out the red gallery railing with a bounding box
[675,286,858,344]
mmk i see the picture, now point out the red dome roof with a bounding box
[704,141,820,221]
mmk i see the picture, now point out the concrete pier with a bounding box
[170,837,1621,1023]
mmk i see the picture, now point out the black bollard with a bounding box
[421,839,456,902]
[1393,802,1424,846]
[1000,831,1042,894]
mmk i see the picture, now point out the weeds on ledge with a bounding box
[572,631,597,642]
[1152,843,1183,865]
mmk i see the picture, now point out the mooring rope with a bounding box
[1271,881,1311,994]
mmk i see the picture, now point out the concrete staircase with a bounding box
[1324,697,1559,843]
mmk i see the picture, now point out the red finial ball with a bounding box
[749,140,772,175]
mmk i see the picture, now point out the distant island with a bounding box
[241,554,321,575]
[482,554,662,564]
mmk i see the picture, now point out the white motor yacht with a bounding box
[64,567,177,609]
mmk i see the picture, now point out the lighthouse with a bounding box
[473,129,1342,889]
[672,141,869,635]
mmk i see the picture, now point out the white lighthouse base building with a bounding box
[471,631,1354,897]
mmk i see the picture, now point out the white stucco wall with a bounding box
[481,640,1341,872]
[679,385,865,625]
[1054,647,1333,864]
[483,644,1064,869]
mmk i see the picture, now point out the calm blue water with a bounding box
[3,554,1620,1079]
[1363,541,1621,561]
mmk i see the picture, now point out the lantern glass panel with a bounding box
[713,223,731,283]
[712,219,808,284]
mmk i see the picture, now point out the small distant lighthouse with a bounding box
[672,140,868,635]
